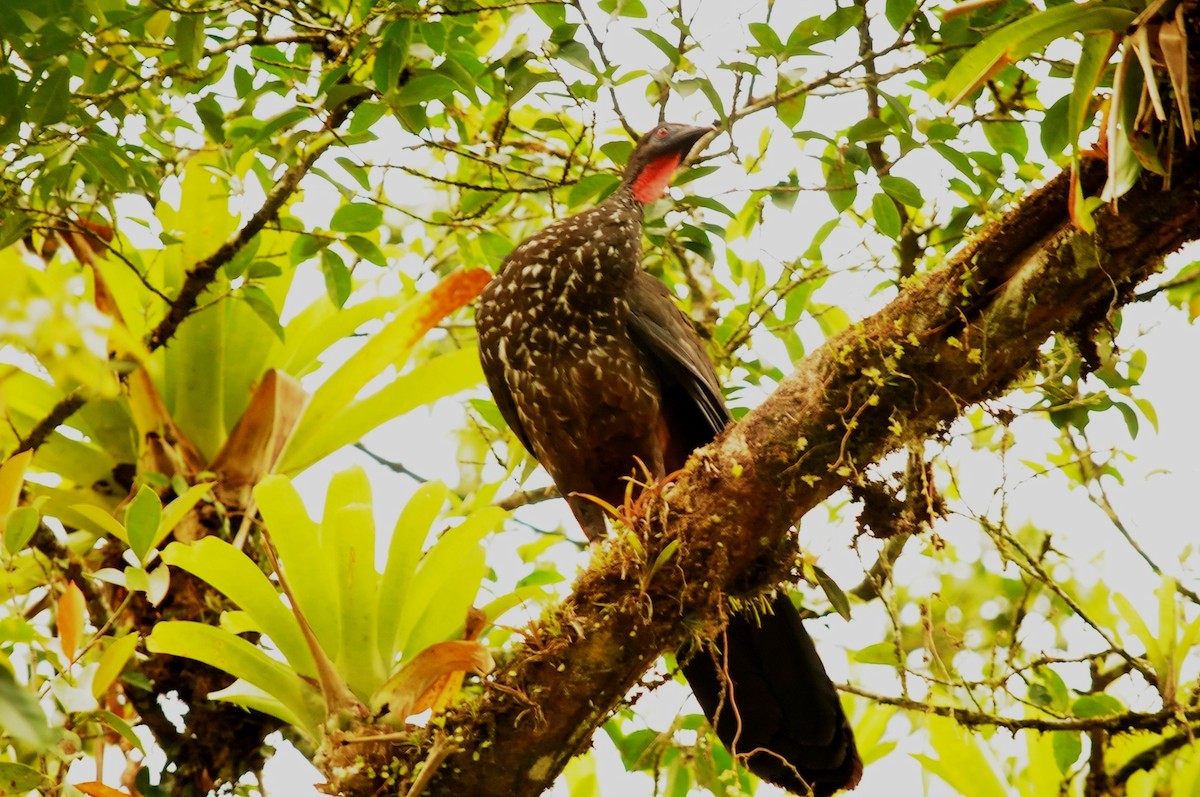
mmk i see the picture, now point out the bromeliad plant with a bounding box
[1,145,493,789]
[146,467,503,741]
[942,0,1196,231]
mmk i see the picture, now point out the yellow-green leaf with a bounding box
[378,481,450,665]
[153,481,215,550]
[0,449,33,524]
[254,475,341,658]
[146,621,322,737]
[161,538,315,678]
[124,485,162,562]
[91,633,140,699]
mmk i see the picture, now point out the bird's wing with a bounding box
[626,269,730,439]
[479,344,538,458]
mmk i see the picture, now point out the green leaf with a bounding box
[532,1,567,27]
[810,565,851,621]
[207,679,311,730]
[637,28,680,66]
[154,481,215,550]
[916,715,1008,797]
[556,41,598,75]
[280,270,489,473]
[942,5,1135,106]
[1069,32,1115,160]
[879,175,923,208]
[872,193,902,240]
[92,633,140,698]
[195,94,226,144]
[374,20,412,94]
[4,506,39,554]
[320,248,351,308]
[92,708,144,753]
[325,468,384,696]
[1071,693,1123,717]
[886,0,917,30]
[290,233,328,266]
[240,285,286,341]
[162,538,315,678]
[845,117,891,143]
[394,73,458,106]
[28,66,71,127]
[1041,94,1072,158]
[174,13,204,67]
[982,120,1028,160]
[146,621,322,737]
[345,235,388,267]
[1030,667,1070,712]
[161,151,237,462]
[1114,592,1163,671]
[1052,731,1082,774]
[330,202,383,234]
[931,142,977,185]
[0,209,33,251]
[748,22,784,56]
[70,504,129,543]
[598,0,648,18]
[853,641,900,665]
[823,155,856,213]
[125,485,162,563]
[0,762,47,793]
[275,293,404,377]
[1102,54,1144,202]
[0,668,54,750]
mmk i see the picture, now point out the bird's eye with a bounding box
[655,127,669,138]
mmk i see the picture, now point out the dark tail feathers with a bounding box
[680,594,862,796]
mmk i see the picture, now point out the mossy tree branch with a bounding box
[324,150,1200,797]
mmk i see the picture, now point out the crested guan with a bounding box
[476,122,862,796]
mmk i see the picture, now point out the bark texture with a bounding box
[333,153,1200,795]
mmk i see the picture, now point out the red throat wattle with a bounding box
[631,153,683,203]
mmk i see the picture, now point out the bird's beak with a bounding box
[668,125,714,159]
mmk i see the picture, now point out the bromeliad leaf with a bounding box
[253,475,340,660]
[162,538,315,678]
[278,268,490,474]
[377,480,450,666]
[943,5,1135,107]
[146,621,323,738]
[280,346,484,474]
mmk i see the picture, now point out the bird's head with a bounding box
[622,123,712,204]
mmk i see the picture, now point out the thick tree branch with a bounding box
[327,146,1200,797]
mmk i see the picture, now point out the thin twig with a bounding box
[842,683,1200,733]
[15,388,88,454]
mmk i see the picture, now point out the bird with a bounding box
[476,122,862,796]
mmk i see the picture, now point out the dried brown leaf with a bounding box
[209,369,308,507]
[1158,10,1193,147]
[373,640,494,723]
